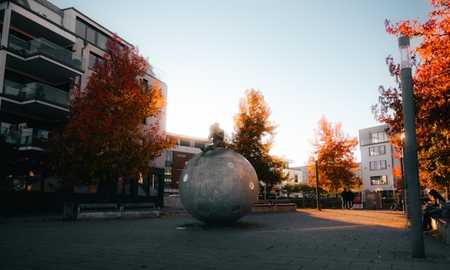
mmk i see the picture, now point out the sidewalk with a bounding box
[1,210,449,270]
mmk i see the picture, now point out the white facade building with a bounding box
[282,166,308,186]
[359,125,396,192]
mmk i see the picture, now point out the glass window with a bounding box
[88,53,103,70]
[86,26,96,44]
[0,122,11,136]
[370,160,387,171]
[36,129,49,140]
[370,176,388,185]
[75,19,86,38]
[180,140,191,147]
[371,131,387,144]
[97,33,107,50]
[88,53,97,69]
[369,145,386,156]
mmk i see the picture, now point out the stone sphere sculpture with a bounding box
[179,148,259,224]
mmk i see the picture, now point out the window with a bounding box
[180,140,191,147]
[294,175,298,183]
[88,52,103,69]
[142,79,149,92]
[369,160,387,171]
[36,129,49,140]
[370,176,388,185]
[76,18,109,51]
[86,26,96,44]
[369,145,386,156]
[75,19,87,37]
[97,33,107,50]
[371,131,387,144]
[0,122,11,136]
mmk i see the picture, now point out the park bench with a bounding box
[63,202,159,220]
[252,202,297,213]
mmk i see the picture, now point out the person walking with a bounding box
[347,189,354,209]
[341,188,349,209]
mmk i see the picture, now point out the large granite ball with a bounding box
[179,148,259,224]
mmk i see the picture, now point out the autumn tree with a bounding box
[373,0,449,188]
[50,36,172,190]
[307,117,360,193]
[231,89,287,191]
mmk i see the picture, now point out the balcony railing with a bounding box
[3,80,69,108]
[0,127,48,149]
[8,34,82,70]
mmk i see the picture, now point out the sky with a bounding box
[54,0,429,166]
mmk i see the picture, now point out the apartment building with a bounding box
[282,166,308,186]
[163,133,209,192]
[359,125,396,192]
[0,0,166,186]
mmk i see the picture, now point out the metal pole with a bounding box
[399,36,425,258]
[315,159,321,211]
[400,155,407,215]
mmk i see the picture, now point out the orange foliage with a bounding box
[232,89,287,189]
[307,117,360,192]
[50,36,173,184]
[374,0,449,188]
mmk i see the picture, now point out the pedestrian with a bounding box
[423,188,447,231]
[347,189,354,209]
[341,188,349,209]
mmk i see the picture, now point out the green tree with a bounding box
[231,89,287,191]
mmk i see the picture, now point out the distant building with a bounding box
[163,133,209,192]
[282,166,308,186]
[359,125,397,192]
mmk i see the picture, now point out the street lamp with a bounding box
[398,36,425,258]
[314,152,321,211]
[399,133,407,215]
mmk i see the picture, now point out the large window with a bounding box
[369,145,386,156]
[179,140,191,147]
[75,18,108,50]
[369,160,387,171]
[88,52,104,70]
[371,131,387,144]
[370,175,388,185]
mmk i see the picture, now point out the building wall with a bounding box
[0,0,167,182]
[359,125,396,192]
[163,133,208,192]
[283,167,307,186]
[171,151,195,189]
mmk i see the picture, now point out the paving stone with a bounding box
[1,210,449,270]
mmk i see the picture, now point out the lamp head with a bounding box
[398,36,411,69]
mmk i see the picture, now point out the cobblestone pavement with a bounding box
[1,209,449,270]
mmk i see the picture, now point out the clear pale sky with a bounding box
[54,0,429,166]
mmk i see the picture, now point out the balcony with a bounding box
[0,127,48,150]
[8,34,82,70]
[3,80,69,108]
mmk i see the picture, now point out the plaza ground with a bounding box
[1,210,449,270]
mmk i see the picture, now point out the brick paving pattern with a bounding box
[1,210,449,270]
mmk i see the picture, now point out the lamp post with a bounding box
[400,133,407,216]
[398,36,425,258]
[314,153,321,211]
